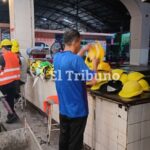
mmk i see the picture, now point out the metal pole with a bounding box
[76,0,79,30]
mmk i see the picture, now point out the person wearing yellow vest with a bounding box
[0,39,21,124]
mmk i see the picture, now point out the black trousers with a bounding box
[0,81,18,113]
[59,114,87,150]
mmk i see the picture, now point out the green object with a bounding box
[40,61,51,67]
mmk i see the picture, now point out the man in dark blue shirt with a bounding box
[54,29,98,150]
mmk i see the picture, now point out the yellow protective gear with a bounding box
[0,39,12,47]
[95,41,105,61]
[91,81,108,91]
[11,39,20,53]
[138,79,150,91]
[128,72,144,81]
[119,80,143,98]
[88,44,98,60]
[85,56,93,70]
[111,69,125,80]
[96,71,111,82]
[97,62,111,72]
[120,73,128,85]
[85,41,105,69]
[112,69,124,77]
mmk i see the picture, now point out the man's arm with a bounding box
[78,44,91,57]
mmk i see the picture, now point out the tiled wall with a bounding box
[127,103,150,150]
[84,94,95,148]
[95,97,127,150]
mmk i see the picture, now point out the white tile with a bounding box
[118,106,127,121]
[118,132,127,148]
[118,118,127,135]
[101,100,118,116]
[96,130,108,144]
[108,140,117,150]
[84,134,89,145]
[118,144,126,150]
[127,123,141,144]
[141,138,150,150]
[88,135,93,148]
[95,142,101,150]
[99,144,108,150]
[109,129,118,142]
[141,121,150,139]
[128,105,142,125]
[142,103,150,121]
[127,141,140,150]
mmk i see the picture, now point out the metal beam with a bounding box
[35,3,101,32]
[35,15,71,29]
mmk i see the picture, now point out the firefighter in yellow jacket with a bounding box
[0,39,21,124]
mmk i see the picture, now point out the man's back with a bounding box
[54,51,89,118]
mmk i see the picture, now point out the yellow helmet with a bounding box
[97,62,111,72]
[138,79,150,91]
[119,80,143,98]
[85,56,93,70]
[112,69,124,77]
[11,39,20,53]
[88,44,98,60]
[91,81,108,91]
[0,39,12,47]
[128,72,144,81]
[94,41,105,61]
[120,73,128,85]
[95,71,111,83]
[85,41,105,69]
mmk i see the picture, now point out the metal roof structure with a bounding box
[0,0,131,33]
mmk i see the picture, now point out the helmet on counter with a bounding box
[97,62,111,72]
[112,69,125,79]
[120,73,128,85]
[119,80,143,98]
[128,72,144,81]
[91,81,108,91]
[138,79,150,92]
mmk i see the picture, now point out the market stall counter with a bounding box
[90,90,150,150]
[25,73,150,150]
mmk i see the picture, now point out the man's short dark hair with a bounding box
[64,29,80,45]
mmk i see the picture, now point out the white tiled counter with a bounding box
[24,74,150,150]
[92,95,150,150]
[24,75,95,147]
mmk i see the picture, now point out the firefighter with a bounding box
[0,39,21,124]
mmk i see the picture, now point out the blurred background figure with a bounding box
[0,39,21,123]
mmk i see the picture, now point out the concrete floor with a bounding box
[0,101,59,150]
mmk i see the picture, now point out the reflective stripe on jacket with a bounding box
[0,51,21,86]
